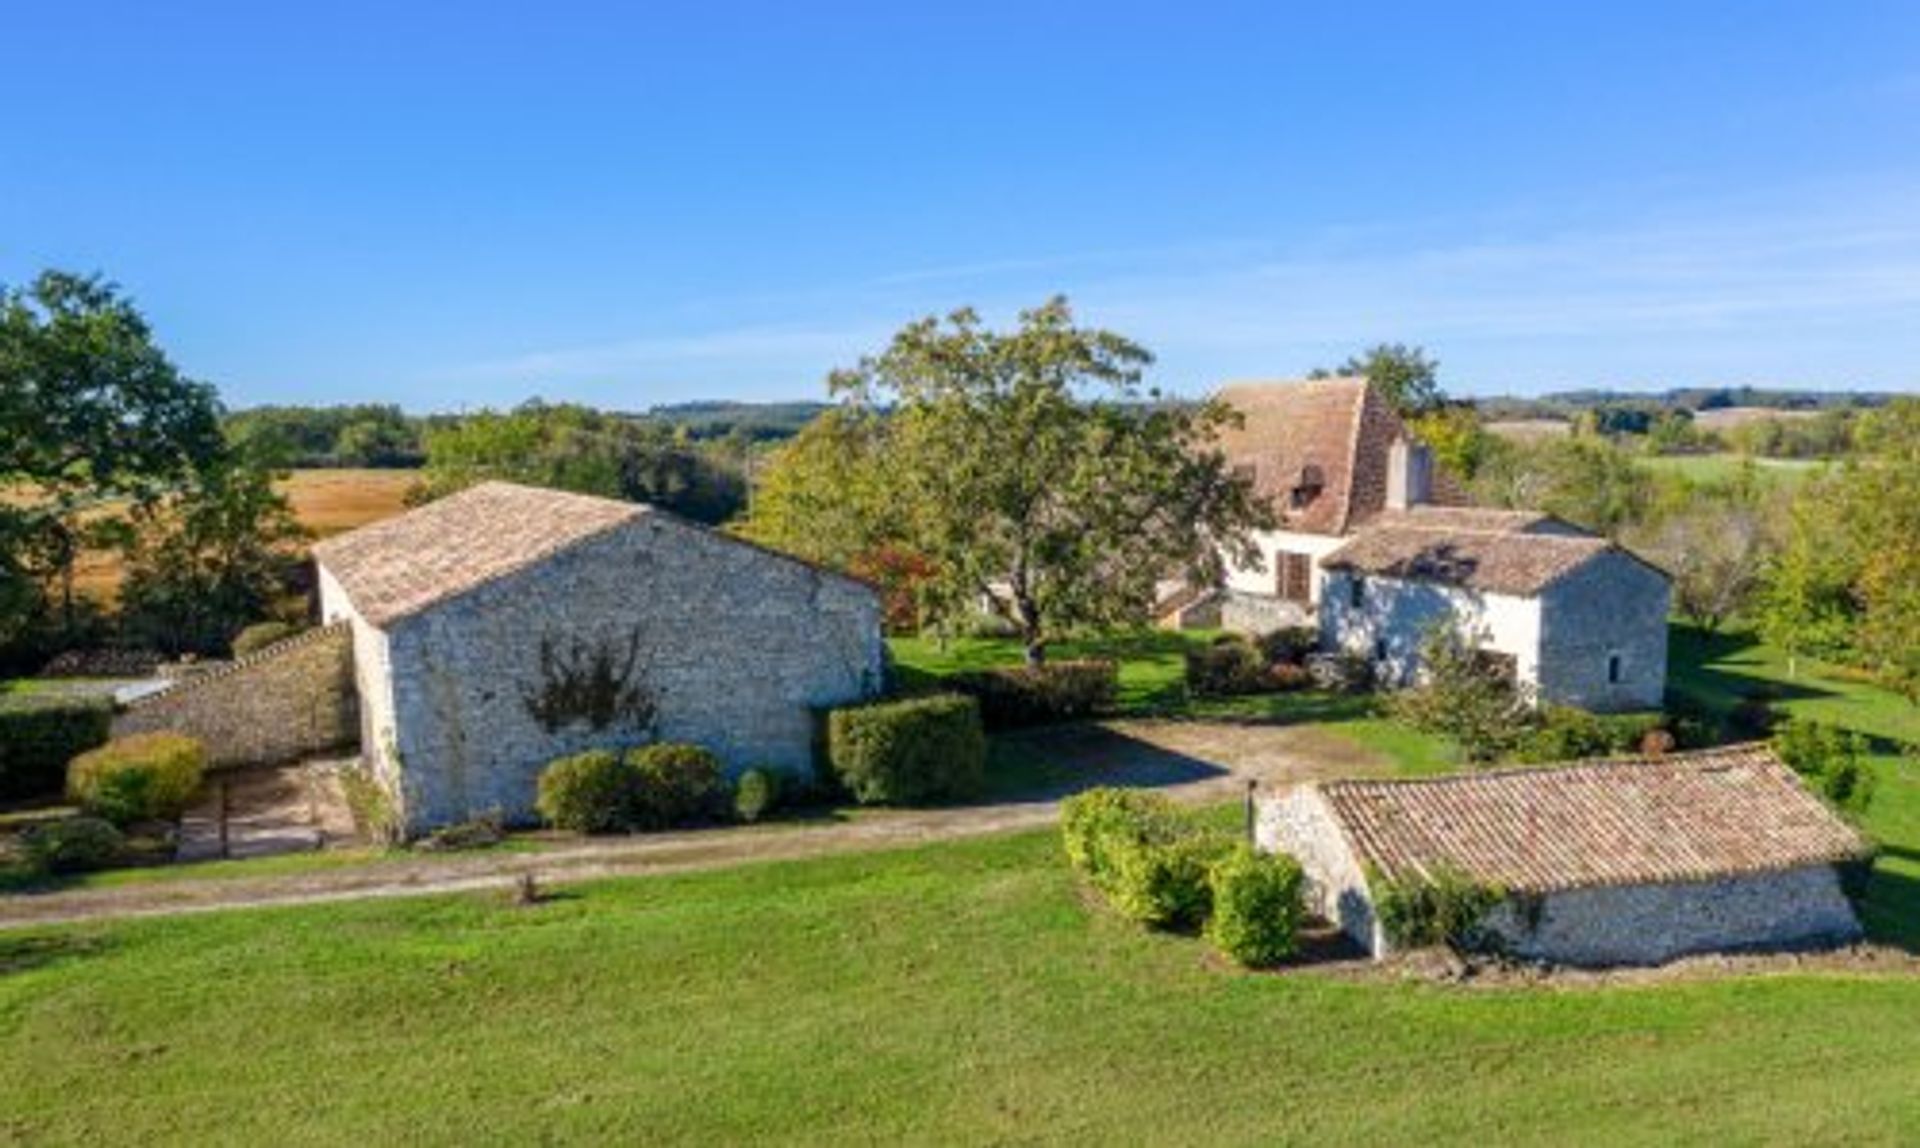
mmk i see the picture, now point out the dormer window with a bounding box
[1289,463,1325,510]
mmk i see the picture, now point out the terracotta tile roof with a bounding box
[1212,378,1468,536]
[1321,522,1619,596]
[1308,745,1870,894]
[312,482,647,626]
[1366,506,1565,534]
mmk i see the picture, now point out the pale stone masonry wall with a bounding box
[113,622,357,769]
[1256,787,1383,953]
[1535,554,1670,711]
[335,514,886,834]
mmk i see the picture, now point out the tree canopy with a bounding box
[1312,342,1445,417]
[823,298,1270,663]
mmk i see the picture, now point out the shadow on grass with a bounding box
[1859,860,1920,954]
[1666,626,1841,715]
[980,723,1229,803]
[0,932,112,977]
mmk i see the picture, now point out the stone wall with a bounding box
[113,622,358,769]
[1481,867,1861,966]
[1319,570,1542,692]
[1220,590,1314,636]
[1535,553,1670,711]
[1256,787,1383,953]
[355,514,886,834]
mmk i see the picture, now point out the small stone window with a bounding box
[1373,637,1389,663]
[1607,653,1623,684]
[1349,577,1365,610]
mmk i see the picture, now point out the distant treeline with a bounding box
[222,399,831,468]
[1474,386,1895,423]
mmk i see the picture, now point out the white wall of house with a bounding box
[318,564,403,798]
[1319,569,1543,692]
[1224,529,1349,603]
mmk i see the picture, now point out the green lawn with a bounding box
[4,830,1919,1145]
[3,626,1920,1142]
[1635,453,1825,485]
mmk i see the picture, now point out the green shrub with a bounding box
[230,621,302,658]
[948,660,1117,728]
[1206,846,1306,967]
[1512,707,1668,764]
[1060,787,1187,882]
[66,733,207,824]
[1774,719,1875,813]
[628,743,726,828]
[535,749,635,833]
[1372,866,1506,952]
[733,767,783,823]
[1106,831,1233,928]
[0,697,113,801]
[1266,662,1311,692]
[21,816,125,874]
[1184,636,1269,697]
[826,694,985,805]
[1257,626,1319,667]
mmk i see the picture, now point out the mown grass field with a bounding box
[1634,453,1825,485]
[3,625,1916,1144]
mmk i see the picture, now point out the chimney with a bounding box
[1386,436,1432,511]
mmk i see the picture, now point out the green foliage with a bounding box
[828,298,1271,664]
[1387,624,1528,764]
[0,696,113,800]
[1512,706,1667,764]
[230,621,301,658]
[1256,626,1319,667]
[116,453,310,655]
[66,732,207,824]
[739,407,898,572]
[1472,435,1655,539]
[946,659,1117,728]
[535,750,635,834]
[1184,635,1269,697]
[1773,719,1876,813]
[224,404,423,468]
[1,269,225,657]
[1059,786,1232,930]
[1312,343,1445,417]
[1206,846,1306,967]
[20,816,125,874]
[732,767,783,823]
[825,694,986,805]
[1372,866,1506,951]
[415,401,746,525]
[627,743,727,829]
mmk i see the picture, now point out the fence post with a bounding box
[1244,778,1258,848]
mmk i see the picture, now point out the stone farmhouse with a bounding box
[1258,744,1870,965]
[305,482,887,835]
[1210,377,1670,711]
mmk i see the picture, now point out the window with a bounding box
[1275,551,1312,604]
[1373,637,1389,663]
[1607,653,1623,684]
[1348,577,1365,610]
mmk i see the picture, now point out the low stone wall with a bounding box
[113,622,358,769]
[1220,590,1313,636]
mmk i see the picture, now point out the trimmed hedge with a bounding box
[1060,786,1232,929]
[1511,707,1669,764]
[535,749,633,833]
[1257,626,1320,667]
[66,733,207,824]
[948,660,1118,728]
[1184,636,1269,697]
[1206,846,1306,967]
[231,621,302,657]
[629,743,726,829]
[733,767,782,823]
[826,694,985,805]
[0,697,114,801]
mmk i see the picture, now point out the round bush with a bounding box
[231,621,302,658]
[627,743,726,829]
[1060,787,1185,882]
[66,733,207,824]
[1206,846,1306,967]
[733,767,782,823]
[22,816,125,874]
[535,749,634,833]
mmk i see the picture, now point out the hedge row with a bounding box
[947,660,1118,728]
[535,743,730,833]
[1060,787,1304,965]
[1184,635,1313,698]
[0,698,114,801]
[67,732,208,825]
[825,693,985,805]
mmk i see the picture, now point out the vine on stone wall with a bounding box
[521,630,658,735]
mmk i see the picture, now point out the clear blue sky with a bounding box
[4,2,1918,410]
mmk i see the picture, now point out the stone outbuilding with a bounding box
[313,481,886,835]
[1258,744,1870,966]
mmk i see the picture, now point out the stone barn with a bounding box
[1258,744,1870,965]
[313,482,886,835]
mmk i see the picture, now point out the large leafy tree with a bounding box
[830,298,1269,664]
[1311,342,1445,417]
[0,271,224,643]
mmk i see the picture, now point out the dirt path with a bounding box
[0,719,1383,929]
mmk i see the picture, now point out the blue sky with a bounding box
[4,2,1918,409]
